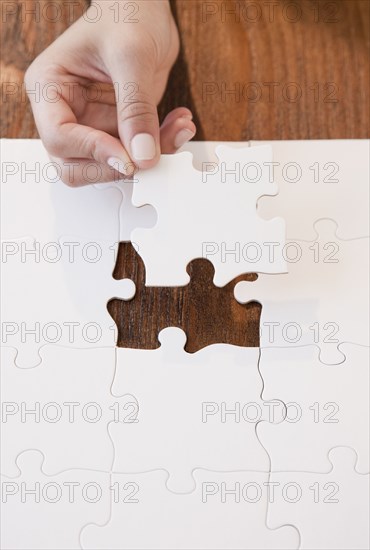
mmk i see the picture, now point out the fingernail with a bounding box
[174,128,195,149]
[130,133,156,161]
[107,157,136,176]
[180,113,193,120]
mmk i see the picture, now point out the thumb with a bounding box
[111,63,160,170]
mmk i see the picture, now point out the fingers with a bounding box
[48,107,196,187]
[47,155,127,187]
[160,109,196,153]
[25,67,195,186]
[24,69,135,179]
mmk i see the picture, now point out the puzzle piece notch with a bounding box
[267,447,369,550]
[1,236,133,368]
[1,450,111,550]
[81,469,299,550]
[0,345,137,476]
[130,145,287,286]
[257,344,369,474]
[234,219,369,365]
[254,139,370,240]
[108,241,261,351]
[108,327,285,493]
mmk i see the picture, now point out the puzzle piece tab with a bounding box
[234,220,369,364]
[257,344,369,473]
[108,242,261,351]
[94,179,157,242]
[131,145,287,286]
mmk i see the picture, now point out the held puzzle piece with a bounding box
[1,450,111,550]
[257,344,369,474]
[109,327,284,493]
[81,469,299,550]
[1,237,134,368]
[108,241,261,351]
[254,139,370,240]
[0,346,138,476]
[267,447,370,550]
[131,145,287,286]
[234,219,370,365]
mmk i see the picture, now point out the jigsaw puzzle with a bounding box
[130,144,287,286]
[108,241,261,351]
[234,219,369,365]
[1,139,369,549]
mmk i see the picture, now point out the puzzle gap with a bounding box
[108,242,261,352]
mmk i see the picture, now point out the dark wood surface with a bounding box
[1,0,369,350]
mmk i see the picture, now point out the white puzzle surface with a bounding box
[257,344,369,474]
[254,139,370,240]
[267,447,369,550]
[81,469,299,550]
[1,139,369,549]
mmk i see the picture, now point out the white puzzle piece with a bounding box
[234,219,369,364]
[1,450,111,550]
[179,140,251,170]
[1,237,134,368]
[257,345,369,473]
[253,140,370,240]
[0,346,138,476]
[131,145,287,286]
[81,469,299,550]
[267,447,369,550]
[109,327,284,493]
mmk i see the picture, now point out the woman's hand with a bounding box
[25,0,196,186]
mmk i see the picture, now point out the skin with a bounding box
[24,0,196,186]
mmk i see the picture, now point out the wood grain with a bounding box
[1,0,369,350]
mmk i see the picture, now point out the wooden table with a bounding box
[1,0,369,350]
